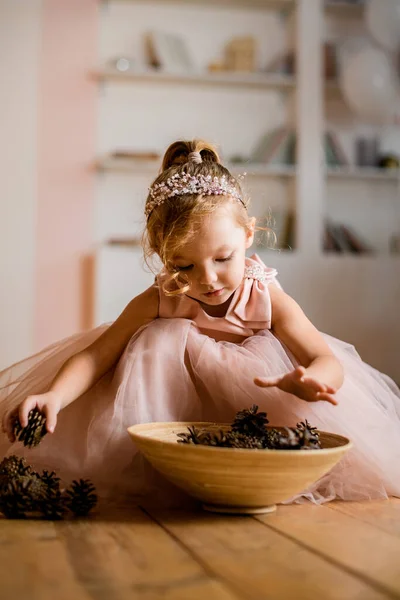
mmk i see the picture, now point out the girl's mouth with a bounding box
[204,288,225,298]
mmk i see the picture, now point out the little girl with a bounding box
[1,139,400,504]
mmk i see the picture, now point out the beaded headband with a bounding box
[145,172,245,218]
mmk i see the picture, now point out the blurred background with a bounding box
[1,0,400,382]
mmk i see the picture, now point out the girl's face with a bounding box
[171,204,255,305]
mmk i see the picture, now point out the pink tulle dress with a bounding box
[1,254,399,505]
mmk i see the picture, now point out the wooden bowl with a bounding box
[127,422,352,514]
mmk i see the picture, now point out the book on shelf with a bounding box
[251,128,348,167]
[324,0,365,6]
[146,31,194,74]
[250,127,295,166]
[264,42,339,80]
[325,131,349,166]
[264,52,295,76]
[324,223,372,254]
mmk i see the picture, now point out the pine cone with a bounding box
[13,408,47,448]
[64,479,97,517]
[40,470,61,491]
[0,455,31,495]
[39,486,66,520]
[296,420,321,449]
[197,430,231,447]
[225,431,266,449]
[177,426,206,445]
[264,428,284,449]
[273,427,302,450]
[0,455,31,479]
[231,405,269,438]
[0,478,34,518]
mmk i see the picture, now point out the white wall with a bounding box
[0,1,42,369]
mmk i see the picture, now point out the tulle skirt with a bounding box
[1,318,400,505]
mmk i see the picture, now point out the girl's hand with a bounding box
[2,391,62,443]
[254,366,338,406]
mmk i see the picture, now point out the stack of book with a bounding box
[250,127,349,167]
[324,222,372,254]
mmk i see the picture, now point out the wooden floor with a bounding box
[1,498,400,600]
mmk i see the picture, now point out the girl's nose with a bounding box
[198,265,218,286]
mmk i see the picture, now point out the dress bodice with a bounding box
[156,254,280,340]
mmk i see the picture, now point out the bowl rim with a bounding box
[127,421,353,455]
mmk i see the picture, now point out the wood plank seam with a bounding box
[327,501,400,538]
[253,515,400,600]
[139,506,247,600]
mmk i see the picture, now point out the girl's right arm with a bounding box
[3,284,159,440]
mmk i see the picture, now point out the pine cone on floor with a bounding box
[13,408,47,448]
[0,455,99,520]
[0,455,31,479]
[0,478,35,518]
[0,456,32,496]
[39,486,66,521]
[40,470,61,491]
[64,479,98,517]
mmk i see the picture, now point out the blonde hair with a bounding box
[142,139,257,295]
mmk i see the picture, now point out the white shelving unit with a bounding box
[94,0,400,380]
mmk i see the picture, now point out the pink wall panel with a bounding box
[35,0,98,350]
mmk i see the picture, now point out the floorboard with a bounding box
[255,500,400,599]
[1,500,399,600]
[146,505,391,600]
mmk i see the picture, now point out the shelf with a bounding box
[324,1,364,17]
[93,70,352,96]
[326,167,400,182]
[101,0,295,10]
[95,156,297,178]
[93,68,296,91]
[95,157,400,183]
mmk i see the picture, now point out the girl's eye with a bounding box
[216,254,233,262]
[174,254,233,271]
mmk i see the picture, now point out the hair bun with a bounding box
[161,139,220,171]
[188,151,202,164]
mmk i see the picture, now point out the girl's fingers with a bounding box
[19,398,37,428]
[316,392,338,406]
[42,405,57,434]
[300,376,326,393]
[254,376,282,388]
[294,366,306,379]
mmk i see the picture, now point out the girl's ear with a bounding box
[245,217,256,249]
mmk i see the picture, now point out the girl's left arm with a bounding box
[254,284,344,404]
